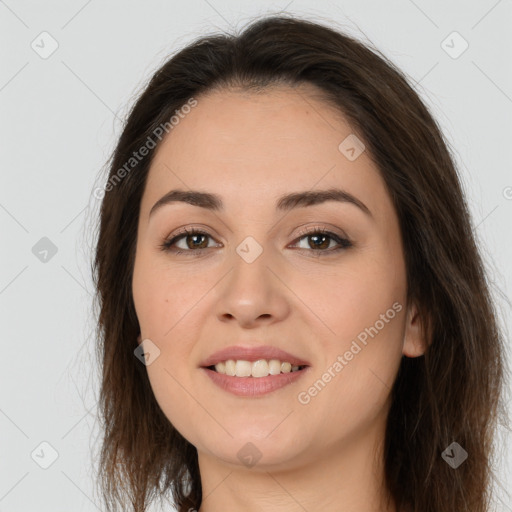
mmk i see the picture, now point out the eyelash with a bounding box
[159,226,353,257]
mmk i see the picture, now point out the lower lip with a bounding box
[200,367,310,397]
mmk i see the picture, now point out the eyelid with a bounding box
[293,224,348,240]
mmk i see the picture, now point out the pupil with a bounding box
[311,234,328,249]
[188,234,206,249]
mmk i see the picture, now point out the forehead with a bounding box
[142,84,390,219]
[157,84,351,162]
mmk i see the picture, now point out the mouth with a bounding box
[199,345,311,397]
[200,362,311,397]
[200,344,310,370]
[203,360,309,377]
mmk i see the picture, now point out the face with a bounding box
[132,84,424,471]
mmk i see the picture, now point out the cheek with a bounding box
[293,244,405,413]
[132,251,211,430]
[132,260,201,382]
[143,357,202,445]
[132,249,204,335]
[297,309,404,446]
[332,250,405,380]
[289,244,405,349]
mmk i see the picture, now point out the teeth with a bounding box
[251,359,269,378]
[225,360,236,376]
[268,359,281,375]
[213,359,304,377]
[235,360,252,377]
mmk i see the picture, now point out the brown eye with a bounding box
[181,233,209,250]
[290,228,352,254]
[160,229,219,254]
[159,227,352,256]
[304,233,332,250]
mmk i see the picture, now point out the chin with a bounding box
[194,426,312,470]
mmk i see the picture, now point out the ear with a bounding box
[137,334,142,345]
[402,302,428,358]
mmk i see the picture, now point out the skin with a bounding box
[132,83,426,512]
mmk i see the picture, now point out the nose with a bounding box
[214,247,291,329]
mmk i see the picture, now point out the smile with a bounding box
[201,362,310,397]
[209,359,306,377]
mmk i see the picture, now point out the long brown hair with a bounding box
[91,14,510,512]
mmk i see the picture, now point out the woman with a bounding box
[92,14,508,512]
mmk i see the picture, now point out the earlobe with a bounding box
[402,302,428,358]
[137,334,142,344]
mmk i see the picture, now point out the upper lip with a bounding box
[200,345,311,367]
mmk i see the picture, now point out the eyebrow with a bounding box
[149,187,372,218]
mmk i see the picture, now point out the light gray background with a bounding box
[1,1,511,510]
